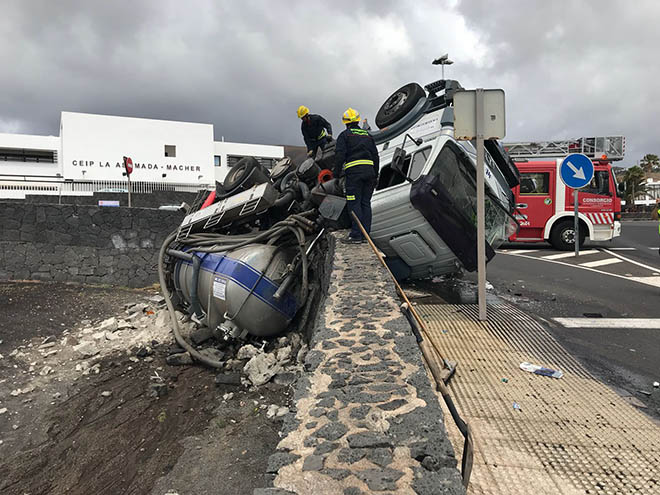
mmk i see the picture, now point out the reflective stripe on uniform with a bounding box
[317,129,327,139]
[350,128,368,136]
[346,195,356,201]
[344,159,374,170]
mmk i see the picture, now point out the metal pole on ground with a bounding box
[476,88,487,321]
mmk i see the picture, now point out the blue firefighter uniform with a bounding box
[334,110,380,242]
[301,114,333,156]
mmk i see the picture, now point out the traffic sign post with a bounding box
[454,88,506,321]
[123,156,133,208]
[559,153,594,257]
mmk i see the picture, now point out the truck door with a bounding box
[514,169,555,240]
[569,167,614,237]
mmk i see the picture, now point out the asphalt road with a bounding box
[474,220,660,418]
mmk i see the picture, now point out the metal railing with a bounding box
[0,178,212,195]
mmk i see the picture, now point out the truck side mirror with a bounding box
[618,182,625,194]
[391,147,407,177]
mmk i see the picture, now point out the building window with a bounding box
[214,155,221,167]
[0,147,57,163]
[164,145,176,157]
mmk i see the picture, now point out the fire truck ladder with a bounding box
[502,136,625,161]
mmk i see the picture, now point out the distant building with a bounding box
[0,111,285,199]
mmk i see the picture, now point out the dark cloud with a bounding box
[1,0,657,164]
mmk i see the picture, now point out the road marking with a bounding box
[501,252,660,288]
[599,248,660,273]
[503,249,539,255]
[579,258,623,268]
[554,317,660,329]
[542,249,599,260]
[608,247,636,251]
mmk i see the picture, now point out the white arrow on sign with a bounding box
[566,160,586,180]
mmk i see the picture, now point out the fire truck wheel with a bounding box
[550,220,586,251]
[375,82,426,129]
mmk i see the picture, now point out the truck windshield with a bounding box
[582,170,610,196]
[428,142,518,246]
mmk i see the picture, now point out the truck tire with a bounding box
[550,220,586,251]
[223,157,268,192]
[375,83,426,129]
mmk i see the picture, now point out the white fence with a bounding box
[0,179,212,199]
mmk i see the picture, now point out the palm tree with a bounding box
[622,166,647,208]
[640,154,660,173]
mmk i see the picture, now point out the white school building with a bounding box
[0,111,285,199]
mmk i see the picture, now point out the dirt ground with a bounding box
[0,282,288,495]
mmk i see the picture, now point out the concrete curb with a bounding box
[258,233,464,494]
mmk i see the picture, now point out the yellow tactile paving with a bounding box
[419,303,660,495]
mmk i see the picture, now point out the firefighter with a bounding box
[334,107,379,244]
[297,105,332,158]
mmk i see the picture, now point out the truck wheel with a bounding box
[550,221,586,251]
[375,83,426,129]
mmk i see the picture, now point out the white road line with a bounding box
[503,249,540,255]
[579,258,623,268]
[542,249,599,260]
[503,252,660,288]
[608,247,636,251]
[554,317,660,329]
[599,248,660,273]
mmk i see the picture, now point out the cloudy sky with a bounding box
[1,0,657,165]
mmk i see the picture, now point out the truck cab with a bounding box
[366,80,520,279]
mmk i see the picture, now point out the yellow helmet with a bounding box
[297,105,309,119]
[342,107,360,124]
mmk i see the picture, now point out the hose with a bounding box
[158,232,224,368]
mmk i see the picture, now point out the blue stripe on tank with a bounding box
[178,251,298,320]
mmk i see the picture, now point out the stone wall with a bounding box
[0,202,184,287]
[6,190,200,209]
[257,233,465,495]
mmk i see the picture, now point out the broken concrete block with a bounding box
[73,342,100,359]
[236,344,259,360]
[166,352,193,366]
[98,317,119,333]
[244,352,281,386]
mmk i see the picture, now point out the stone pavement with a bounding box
[257,234,465,494]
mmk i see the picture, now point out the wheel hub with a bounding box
[383,91,408,113]
[561,228,576,244]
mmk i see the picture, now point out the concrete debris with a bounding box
[83,363,101,375]
[166,352,193,366]
[244,352,282,387]
[0,408,7,414]
[117,320,134,330]
[98,317,119,333]
[266,404,289,419]
[38,342,57,349]
[9,349,18,357]
[42,335,57,344]
[100,390,112,397]
[39,366,54,376]
[155,311,170,328]
[10,385,35,396]
[198,348,225,362]
[237,344,259,360]
[222,392,234,401]
[149,294,166,304]
[73,342,100,359]
[653,381,659,388]
[276,346,292,363]
[126,303,148,315]
[105,331,120,341]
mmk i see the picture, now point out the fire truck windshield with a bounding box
[582,170,611,196]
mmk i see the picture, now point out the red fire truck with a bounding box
[503,136,624,250]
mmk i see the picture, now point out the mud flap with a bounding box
[410,174,495,272]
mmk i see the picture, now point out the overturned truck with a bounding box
[159,79,520,359]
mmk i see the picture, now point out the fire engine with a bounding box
[503,136,624,250]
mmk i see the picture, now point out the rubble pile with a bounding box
[3,294,308,397]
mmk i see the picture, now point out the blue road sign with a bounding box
[560,153,594,189]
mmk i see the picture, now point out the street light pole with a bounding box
[432,53,454,79]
